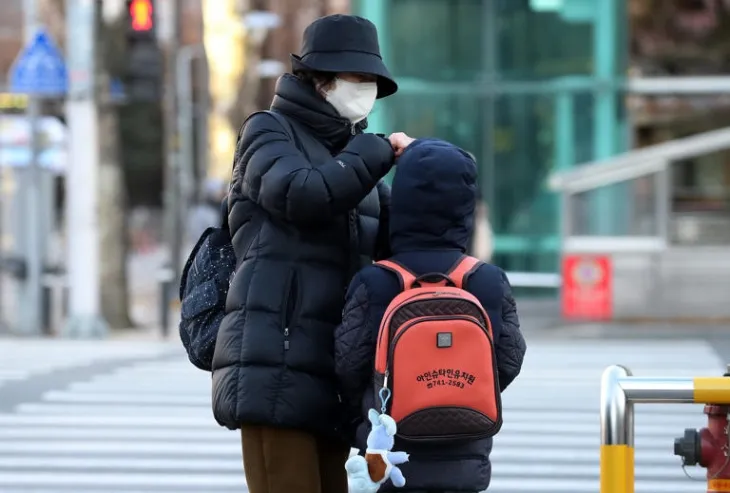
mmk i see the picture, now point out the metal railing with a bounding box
[549,126,730,195]
[600,365,730,493]
[548,126,730,254]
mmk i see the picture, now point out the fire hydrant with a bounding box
[674,374,730,492]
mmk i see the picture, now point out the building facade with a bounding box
[353,0,628,290]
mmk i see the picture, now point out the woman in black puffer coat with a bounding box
[212,14,411,493]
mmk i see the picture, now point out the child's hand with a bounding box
[388,132,415,157]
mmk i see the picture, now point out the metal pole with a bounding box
[194,51,209,196]
[599,367,730,493]
[161,0,181,336]
[176,45,200,210]
[17,0,43,336]
[654,163,671,243]
[600,365,634,493]
[62,0,106,338]
[0,117,4,331]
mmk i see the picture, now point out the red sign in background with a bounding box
[561,254,613,320]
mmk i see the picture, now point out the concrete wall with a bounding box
[611,247,730,320]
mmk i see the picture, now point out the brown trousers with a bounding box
[241,425,350,493]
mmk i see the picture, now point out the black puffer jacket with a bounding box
[334,139,526,492]
[212,74,395,436]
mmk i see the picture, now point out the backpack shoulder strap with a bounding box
[375,260,417,291]
[446,255,483,290]
[219,196,229,230]
[264,110,298,144]
[228,109,300,230]
[235,110,299,156]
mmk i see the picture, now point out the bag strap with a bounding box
[226,110,299,231]
[446,255,483,289]
[265,110,300,147]
[220,110,298,271]
[237,109,299,148]
[375,260,417,291]
[179,227,217,300]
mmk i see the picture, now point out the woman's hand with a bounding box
[388,132,415,158]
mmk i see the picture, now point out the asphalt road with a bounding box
[0,331,724,493]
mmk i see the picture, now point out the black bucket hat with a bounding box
[290,15,398,99]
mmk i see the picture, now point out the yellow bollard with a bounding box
[600,444,634,493]
[693,377,730,404]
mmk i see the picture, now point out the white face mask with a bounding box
[324,78,378,124]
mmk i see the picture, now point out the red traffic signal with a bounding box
[129,0,154,32]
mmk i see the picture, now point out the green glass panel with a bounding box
[386,0,484,81]
[357,0,630,292]
[496,0,594,80]
[386,91,486,158]
[492,250,559,283]
[613,0,629,78]
[491,94,556,239]
[572,92,595,164]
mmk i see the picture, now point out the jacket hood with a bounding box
[389,138,478,253]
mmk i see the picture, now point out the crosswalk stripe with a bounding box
[67,381,208,393]
[0,457,244,471]
[0,340,179,392]
[0,472,245,487]
[488,338,717,493]
[41,391,213,405]
[0,337,720,493]
[15,403,215,416]
[0,414,215,427]
[0,441,241,454]
[489,478,702,493]
[0,427,231,440]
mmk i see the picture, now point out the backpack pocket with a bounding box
[180,278,225,371]
[181,279,221,320]
[389,315,501,442]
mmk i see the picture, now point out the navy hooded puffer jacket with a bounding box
[334,139,527,492]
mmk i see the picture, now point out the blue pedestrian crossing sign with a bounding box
[9,28,68,96]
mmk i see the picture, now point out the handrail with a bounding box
[600,365,730,493]
[549,126,730,194]
[627,76,730,94]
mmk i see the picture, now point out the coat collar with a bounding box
[270,74,367,150]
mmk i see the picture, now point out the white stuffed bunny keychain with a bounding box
[345,389,409,493]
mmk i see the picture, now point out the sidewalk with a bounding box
[103,294,730,345]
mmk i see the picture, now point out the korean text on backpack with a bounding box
[372,255,502,442]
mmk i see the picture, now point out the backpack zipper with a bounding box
[281,270,298,351]
[376,291,433,356]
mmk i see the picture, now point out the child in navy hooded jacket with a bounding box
[334,139,526,493]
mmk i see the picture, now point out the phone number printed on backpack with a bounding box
[416,368,476,389]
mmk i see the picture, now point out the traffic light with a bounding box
[127,0,155,36]
[124,0,162,102]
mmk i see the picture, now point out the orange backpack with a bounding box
[373,255,502,442]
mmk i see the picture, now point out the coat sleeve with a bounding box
[374,180,392,261]
[334,272,380,415]
[238,113,395,226]
[496,270,527,391]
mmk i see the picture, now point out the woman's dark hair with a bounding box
[294,69,337,91]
